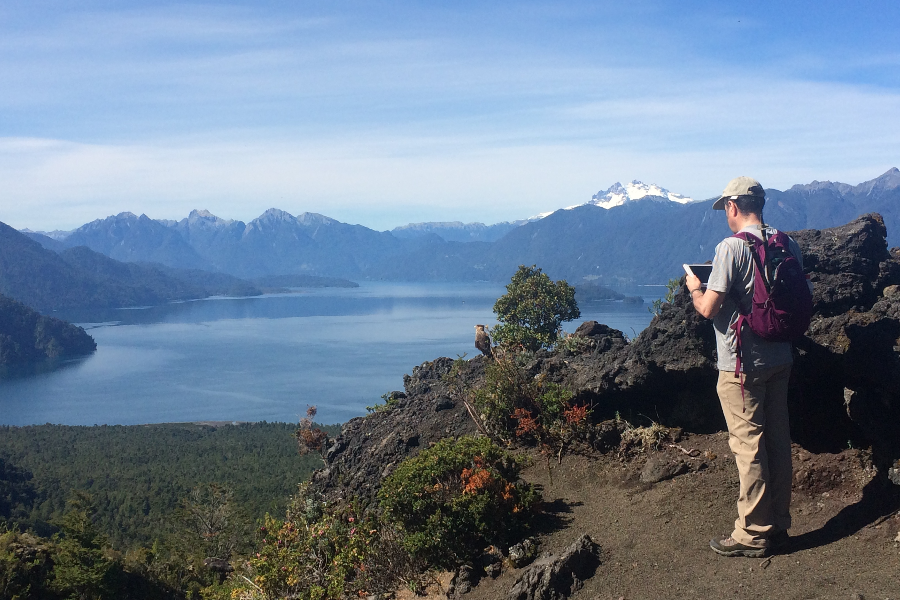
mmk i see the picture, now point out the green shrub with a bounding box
[469,352,591,458]
[492,265,580,351]
[378,436,539,568]
[470,351,538,435]
[366,392,401,414]
[50,492,119,600]
[649,277,682,316]
[0,528,56,600]
[204,485,378,600]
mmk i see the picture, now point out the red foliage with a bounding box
[563,404,589,424]
[460,466,495,495]
[296,404,329,456]
[511,408,539,437]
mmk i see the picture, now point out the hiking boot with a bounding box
[709,535,768,558]
[768,530,790,552]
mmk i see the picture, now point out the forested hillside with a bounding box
[0,294,96,365]
[0,422,336,549]
[0,220,266,311]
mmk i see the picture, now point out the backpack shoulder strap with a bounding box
[731,231,771,293]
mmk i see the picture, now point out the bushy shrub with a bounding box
[470,352,592,458]
[366,392,401,414]
[649,277,682,316]
[249,509,375,599]
[492,265,580,351]
[295,406,330,459]
[0,528,56,600]
[378,436,539,568]
[204,485,378,600]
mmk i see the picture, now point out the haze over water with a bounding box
[0,282,658,426]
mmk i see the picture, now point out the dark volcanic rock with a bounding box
[789,215,900,455]
[545,214,900,457]
[308,357,482,505]
[640,457,690,484]
[790,214,895,315]
[508,537,540,568]
[535,281,722,433]
[507,534,601,600]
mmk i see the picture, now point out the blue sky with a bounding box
[2,0,899,231]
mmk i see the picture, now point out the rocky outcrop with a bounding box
[792,216,900,454]
[312,214,900,506]
[308,357,482,504]
[507,534,601,600]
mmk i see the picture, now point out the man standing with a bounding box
[685,176,802,558]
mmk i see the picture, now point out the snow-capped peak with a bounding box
[589,181,695,209]
[525,180,696,221]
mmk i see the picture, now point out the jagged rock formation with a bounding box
[792,214,900,454]
[311,214,900,506]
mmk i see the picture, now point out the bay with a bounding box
[0,282,659,426]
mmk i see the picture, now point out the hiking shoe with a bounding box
[768,530,790,552]
[709,535,768,558]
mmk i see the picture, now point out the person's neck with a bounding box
[734,215,763,230]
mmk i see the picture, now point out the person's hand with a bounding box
[685,274,701,293]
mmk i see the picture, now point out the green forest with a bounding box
[0,422,336,548]
[0,422,338,598]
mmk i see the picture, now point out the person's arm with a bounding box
[685,274,726,319]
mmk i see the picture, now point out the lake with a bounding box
[0,282,660,426]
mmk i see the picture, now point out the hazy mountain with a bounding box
[18,168,899,287]
[1,220,118,311]
[158,208,411,279]
[65,212,209,269]
[475,168,900,285]
[766,167,900,233]
[391,181,697,240]
[481,199,725,285]
[0,294,96,364]
[19,231,68,252]
[391,221,520,243]
[0,221,260,311]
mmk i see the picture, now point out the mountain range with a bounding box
[17,168,900,291]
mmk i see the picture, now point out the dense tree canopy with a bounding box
[492,265,580,351]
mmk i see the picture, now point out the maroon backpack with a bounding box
[730,229,814,377]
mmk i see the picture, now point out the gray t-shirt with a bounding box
[706,224,803,373]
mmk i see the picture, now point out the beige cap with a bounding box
[712,176,766,210]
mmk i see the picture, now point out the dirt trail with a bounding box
[464,433,900,600]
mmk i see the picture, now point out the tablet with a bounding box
[683,264,713,287]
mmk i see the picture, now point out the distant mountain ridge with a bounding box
[0,221,266,311]
[18,168,900,288]
[391,221,520,243]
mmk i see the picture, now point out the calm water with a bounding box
[0,282,659,426]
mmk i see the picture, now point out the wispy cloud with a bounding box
[1,1,898,231]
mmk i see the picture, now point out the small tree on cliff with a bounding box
[492,265,580,351]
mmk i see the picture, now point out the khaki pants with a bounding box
[717,364,793,548]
